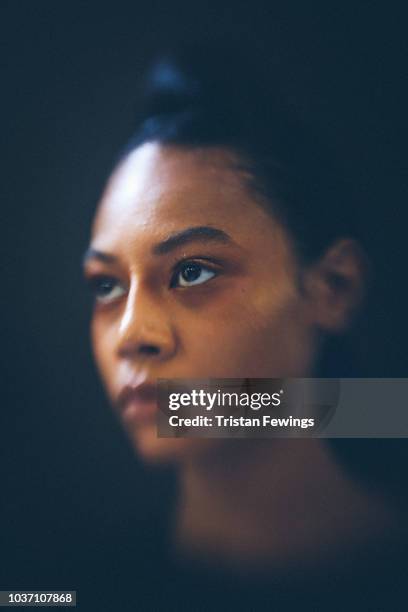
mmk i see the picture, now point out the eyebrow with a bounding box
[83,226,233,266]
[82,249,118,266]
[152,226,232,255]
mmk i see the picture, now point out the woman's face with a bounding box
[84,143,318,461]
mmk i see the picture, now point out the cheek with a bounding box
[178,288,311,377]
[91,318,117,394]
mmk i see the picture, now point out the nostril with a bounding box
[139,344,160,356]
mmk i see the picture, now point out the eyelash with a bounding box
[86,276,126,305]
[169,259,220,289]
[86,259,220,304]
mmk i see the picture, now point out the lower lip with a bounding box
[121,400,158,425]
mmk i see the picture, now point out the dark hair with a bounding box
[122,44,360,266]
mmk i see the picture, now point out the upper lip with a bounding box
[116,382,157,412]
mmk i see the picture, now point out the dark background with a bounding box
[2,1,408,609]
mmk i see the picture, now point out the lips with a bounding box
[116,382,158,424]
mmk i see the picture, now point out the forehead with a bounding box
[92,142,280,247]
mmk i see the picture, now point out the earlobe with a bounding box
[302,239,369,333]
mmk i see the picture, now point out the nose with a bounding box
[116,279,177,362]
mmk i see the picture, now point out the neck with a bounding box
[174,439,400,576]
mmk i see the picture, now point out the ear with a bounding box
[301,239,370,333]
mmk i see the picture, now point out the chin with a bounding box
[128,424,198,464]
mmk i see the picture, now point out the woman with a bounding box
[82,45,405,600]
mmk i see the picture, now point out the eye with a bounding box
[87,275,127,304]
[171,261,217,288]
